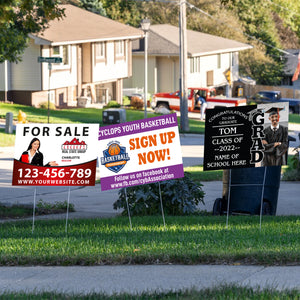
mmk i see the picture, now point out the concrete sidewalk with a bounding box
[0,265,300,295]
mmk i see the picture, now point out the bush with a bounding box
[282,145,300,181]
[130,96,144,110]
[113,172,205,216]
[123,95,131,106]
[39,102,56,110]
[104,100,121,108]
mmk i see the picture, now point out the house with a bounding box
[282,49,300,89]
[123,24,252,96]
[0,4,143,107]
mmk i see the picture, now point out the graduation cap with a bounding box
[265,107,284,116]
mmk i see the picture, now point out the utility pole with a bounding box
[179,0,189,132]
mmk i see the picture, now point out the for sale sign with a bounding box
[203,103,289,170]
[98,113,184,191]
[12,124,99,186]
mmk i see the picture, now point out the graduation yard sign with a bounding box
[204,102,289,171]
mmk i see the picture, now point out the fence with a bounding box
[249,85,300,99]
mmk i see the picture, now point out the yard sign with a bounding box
[98,113,184,191]
[12,124,99,186]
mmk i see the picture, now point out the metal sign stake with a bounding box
[125,188,132,230]
[226,169,232,229]
[32,187,37,233]
[65,186,71,234]
[158,182,166,229]
[259,166,267,231]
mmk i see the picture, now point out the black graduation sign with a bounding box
[203,105,265,171]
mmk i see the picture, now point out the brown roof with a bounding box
[134,24,252,56]
[32,4,144,45]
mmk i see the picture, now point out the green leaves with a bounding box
[114,172,205,216]
[0,0,64,63]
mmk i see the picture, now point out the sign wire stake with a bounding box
[125,188,132,230]
[32,187,37,234]
[226,169,232,229]
[65,186,71,234]
[259,166,267,231]
[158,182,166,229]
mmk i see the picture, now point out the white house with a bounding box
[124,24,252,95]
[282,49,300,89]
[0,4,143,107]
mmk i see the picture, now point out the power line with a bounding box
[266,0,298,14]
[130,0,179,4]
[130,0,297,57]
[186,1,297,57]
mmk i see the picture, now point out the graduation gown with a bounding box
[263,125,288,166]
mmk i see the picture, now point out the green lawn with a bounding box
[0,215,299,266]
[0,102,205,133]
[0,128,15,147]
[289,113,300,124]
[1,286,300,299]
[185,165,223,181]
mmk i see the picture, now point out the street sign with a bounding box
[38,56,62,63]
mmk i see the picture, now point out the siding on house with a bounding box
[124,24,251,95]
[0,4,143,106]
[11,39,41,91]
[92,40,129,83]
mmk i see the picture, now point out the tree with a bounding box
[0,0,65,63]
[79,0,106,16]
[101,0,141,27]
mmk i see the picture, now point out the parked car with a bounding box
[248,91,300,114]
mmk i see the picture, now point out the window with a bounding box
[95,42,106,60]
[53,46,60,56]
[190,57,200,73]
[115,40,124,56]
[207,70,214,86]
[52,45,70,68]
[62,46,69,66]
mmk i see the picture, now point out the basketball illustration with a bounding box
[108,143,121,155]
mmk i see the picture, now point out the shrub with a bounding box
[104,100,121,108]
[123,95,131,106]
[130,96,144,110]
[39,102,56,110]
[282,145,300,181]
[113,172,205,216]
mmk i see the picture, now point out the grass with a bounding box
[184,165,223,181]
[0,128,15,147]
[0,286,299,299]
[0,102,205,133]
[0,102,204,131]
[0,200,74,219]
[0,215,299,266]
[289,113,300,124]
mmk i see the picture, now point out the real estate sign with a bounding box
[12,124,99,186]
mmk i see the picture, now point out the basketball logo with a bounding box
[108,143,121,156]
[101,141,130,173]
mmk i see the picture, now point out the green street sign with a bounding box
[38,56,62,63]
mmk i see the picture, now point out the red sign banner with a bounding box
[12,159,97,186]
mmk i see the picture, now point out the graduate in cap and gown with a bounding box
[262,107,288,166]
